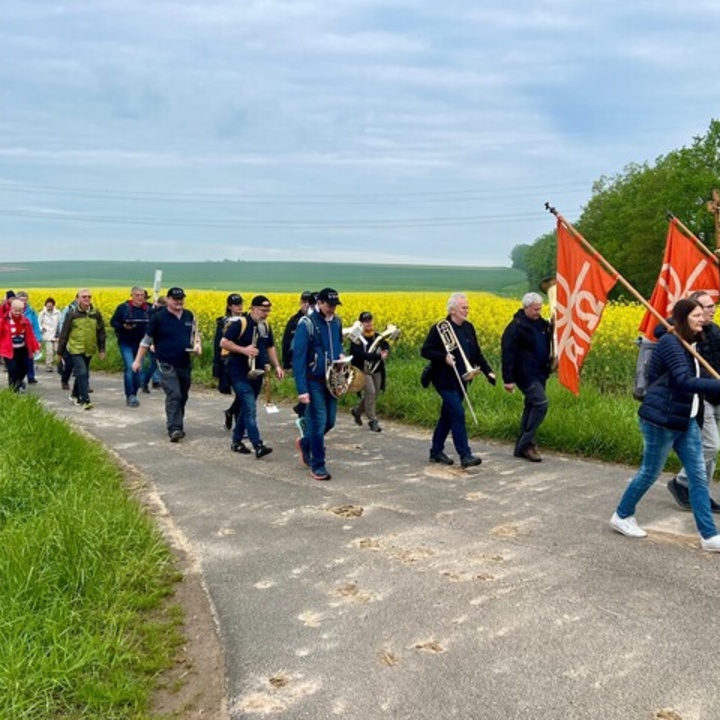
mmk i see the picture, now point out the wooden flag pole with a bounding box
[667,212,720,266]
[545,202,720,381]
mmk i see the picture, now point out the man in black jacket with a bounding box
[421,292,495,468]
[501,292,552,462]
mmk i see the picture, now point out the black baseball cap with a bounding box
[359,311,373,322]
[317,287,341,306]
[300,290,314,302]
[167,287,186,299]
[251,295,272,308]
[227,293,243,306]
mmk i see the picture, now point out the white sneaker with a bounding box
[700,535,720,552]
[610,512,647,538]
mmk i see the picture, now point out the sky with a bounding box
[1,0,719,267]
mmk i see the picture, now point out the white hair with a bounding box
[447,292,467,313]
[522,292,543,308]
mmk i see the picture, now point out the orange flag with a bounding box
[639,218,720,339]
[555,220,617,395]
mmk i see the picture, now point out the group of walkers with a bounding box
[3,283,720,553]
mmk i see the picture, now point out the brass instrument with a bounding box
[436,320,481,381]
[247,326,265,379]
[539,277,559,372]
[364,324,400,374]
[436,319,479,425]
[325,357,354,398]
[343,320,365,344]
[186,317,202,353]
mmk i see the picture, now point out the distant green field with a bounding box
[0,260,527,295]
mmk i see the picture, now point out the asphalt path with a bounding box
[34,372,720,720]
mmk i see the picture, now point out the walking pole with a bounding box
[545,203,720,381]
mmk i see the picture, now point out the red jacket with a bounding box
[0,312,41,359]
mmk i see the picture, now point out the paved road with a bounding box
[35,373,720,720]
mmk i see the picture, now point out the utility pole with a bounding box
[707,189,720,250]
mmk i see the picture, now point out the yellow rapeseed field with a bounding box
[26,289,644,376]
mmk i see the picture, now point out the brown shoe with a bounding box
[515,446,542,462]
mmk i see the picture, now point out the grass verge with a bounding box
[0,391,183,720]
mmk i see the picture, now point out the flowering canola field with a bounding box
[26,288,644,390]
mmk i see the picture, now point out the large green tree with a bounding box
[515,120,720,297]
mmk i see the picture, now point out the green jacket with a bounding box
[57,305,106,357]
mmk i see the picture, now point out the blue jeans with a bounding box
[158,363,192,435]
[231,377,262,448]
[70,354,92,403]
[617,418,717,539]
[302,380,337,471]
[119,343,141,398]
[516,381,549,452]
[431,387,471,458]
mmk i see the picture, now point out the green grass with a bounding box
[0,393,182,720]
[0,260,526,294]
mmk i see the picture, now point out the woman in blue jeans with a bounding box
[611,298,720,552]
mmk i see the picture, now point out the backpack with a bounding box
[632,336,655,401]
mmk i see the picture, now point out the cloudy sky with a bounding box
[1,0,718,266]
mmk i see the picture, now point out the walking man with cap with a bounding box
[220,295,283,459]
[348,311,390,432]
[132,287,201,442]
[292,287,345,481]
[213,293,245,430]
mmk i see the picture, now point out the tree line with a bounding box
[512,120,720,298]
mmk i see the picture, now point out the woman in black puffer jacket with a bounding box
[610,298,720,552]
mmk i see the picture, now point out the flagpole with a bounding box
[545,203,720,381]
[667,212,720,266]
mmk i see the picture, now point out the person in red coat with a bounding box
[0,298,41,392]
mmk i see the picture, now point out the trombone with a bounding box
[436,320,479,425]
[247,327,265,379]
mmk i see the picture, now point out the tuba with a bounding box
[436,320,481,381]
[364,324,401,374]
[539,277,559,372]
[326,357,354,398]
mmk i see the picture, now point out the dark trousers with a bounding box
[516,381,548,452]
[60,350,74,384]
[6,348,29,391]
[431,387,471,458]
[159,363,192,435]
[70,354,93,403]
[231,377,262,447]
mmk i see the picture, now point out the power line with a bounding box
[0,208,546,230]
[0,180,591,205]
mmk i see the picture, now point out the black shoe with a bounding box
[152,381,162,388]
[429,451,454,466]
[667,477,691,510]
[169,430,183,443]
[710,497,720,515]
[255,443,273,459]
[231,441,251,454]
[27,378,38,384]
[61,382,70,390]
[350,407,362,426]
[461,454,482,468]
[224,409,233,430]
[368,419,381,432]
[141,384,151,394]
